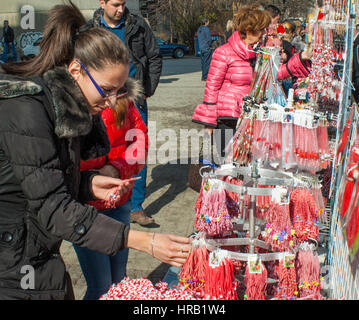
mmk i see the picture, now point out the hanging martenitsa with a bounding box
[226,103,331,173]
[337,124,359,268]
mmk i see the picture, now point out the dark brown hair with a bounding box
[234,4,271,39]
[2,1,129,76]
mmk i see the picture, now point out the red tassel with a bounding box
[274,259,297,300]
[340,179,355,219]
[317,11,325,20]
[244,262,268,300]
[296,247,321,298]
[178,245,208,298]
[204,256,238,300]
[346,204,359,251]
[277,24,286,34]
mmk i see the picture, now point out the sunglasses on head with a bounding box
[76,60,128,100]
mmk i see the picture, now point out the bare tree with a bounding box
[147,0,315,52]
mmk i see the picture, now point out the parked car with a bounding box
[156,38,189,59]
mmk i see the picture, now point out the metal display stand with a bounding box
[325,0,359,299]
[200,162,317,262]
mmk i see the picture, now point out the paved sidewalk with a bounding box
[60,56,205,300]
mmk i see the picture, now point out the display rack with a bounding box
[200,162,318,259]
[323,0,359,299]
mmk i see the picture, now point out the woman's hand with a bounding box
[301,44,313,60]
[99,164,120,178]
[151,233,192,267]
[91,175,134,201]
[127,230,192,268]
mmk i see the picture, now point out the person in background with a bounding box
[197,17,213,81]
[74,78,149,300]
[192,5,312,162]
[1,20,17,63]
[291,21,307,52]
[90,0,162,226]
[0,2,190,300]
[225,19,234,43]
[265,4,281,25]
[282,19,297,45]
[264,4,282,47]
[280,39,296,96]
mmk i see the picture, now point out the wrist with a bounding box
[127,230,153,255]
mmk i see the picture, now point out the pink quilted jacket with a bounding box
[192,31,311,127]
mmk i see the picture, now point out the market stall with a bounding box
[101,0,359,301]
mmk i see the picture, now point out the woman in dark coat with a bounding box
[0,2,190,300]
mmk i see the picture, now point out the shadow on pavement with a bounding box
[147,262,171,284]
[159,77,180,83]
[145,159,192,217]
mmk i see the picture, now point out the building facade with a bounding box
[0,0,140,58]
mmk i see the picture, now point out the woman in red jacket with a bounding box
[192,5,312,162]
[74,78,149,300]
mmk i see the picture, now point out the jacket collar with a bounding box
[93,7,131,28]
[0,66,93,139]
[228,31,256,61]
[42,67,94,139]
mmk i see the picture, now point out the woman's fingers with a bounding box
[169,233,192,244]
[151,233,192,267]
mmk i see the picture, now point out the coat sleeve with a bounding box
[143,21,162,98]
[108,102,148,179]
[0,96,129,256]
[277,52,311,81]
[192,47,229,127]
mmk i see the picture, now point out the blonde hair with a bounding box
[234,4,271,39]
[226,19,234,32]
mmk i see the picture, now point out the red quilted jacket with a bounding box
[192,31,311,127]
[81,80,148,210]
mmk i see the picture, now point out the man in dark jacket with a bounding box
[197,18,212,81]
[90,0,162,226]
[1,20,17,63]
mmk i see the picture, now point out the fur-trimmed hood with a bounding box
[0,67,143,139]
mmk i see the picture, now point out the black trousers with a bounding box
[212,119,237,165]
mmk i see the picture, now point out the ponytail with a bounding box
[2,1,129,76]
[113,97,129,129]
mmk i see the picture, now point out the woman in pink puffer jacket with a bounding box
[192,5,311,160]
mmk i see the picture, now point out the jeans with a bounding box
[1,42,17,62]
[131,100,148,213]
[73,202,131,300]
[200,48,212,81]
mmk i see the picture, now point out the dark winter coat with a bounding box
[90,7,162,108]
[2,26,14,43]
[0,67,130,300]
